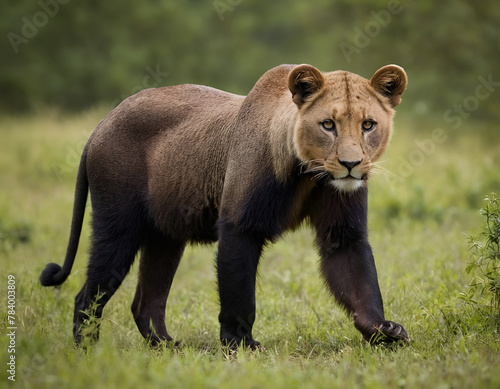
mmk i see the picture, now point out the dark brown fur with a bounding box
[40,64,409,347]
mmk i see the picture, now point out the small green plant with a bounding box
[78,292,105,349]
[462,193,500,320]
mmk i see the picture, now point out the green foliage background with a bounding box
[2,0,500,118]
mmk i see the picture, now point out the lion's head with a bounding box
[289,64,407,192]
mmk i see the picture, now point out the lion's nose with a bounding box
[338,159,362,173]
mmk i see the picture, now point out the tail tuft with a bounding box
[40,263,69,286]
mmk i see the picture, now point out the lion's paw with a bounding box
[369,321,410,345]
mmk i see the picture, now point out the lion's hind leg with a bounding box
[73,202,145,345]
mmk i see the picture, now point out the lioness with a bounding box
[41,64,409,348]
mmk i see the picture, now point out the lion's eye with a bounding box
[321,120,336,132]
[362,120,376,132]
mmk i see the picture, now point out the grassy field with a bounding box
[1,109,499,388]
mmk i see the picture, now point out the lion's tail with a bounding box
[40,144,89,287]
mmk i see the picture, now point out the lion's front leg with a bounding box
[318,238,410,344]
[216,219,265,349]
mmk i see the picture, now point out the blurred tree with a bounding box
[1,0,499,119]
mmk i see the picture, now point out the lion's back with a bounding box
[85,84,243,240]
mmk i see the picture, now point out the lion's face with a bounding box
[289,65,407,192]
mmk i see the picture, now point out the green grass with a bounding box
[1,109,500,388]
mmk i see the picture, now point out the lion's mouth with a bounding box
[335,173,368,181]
[330,174,368,192]
[300,163,368,188]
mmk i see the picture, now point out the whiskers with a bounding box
[310,171,332,182]
[298,159,332,183]
[298,159,322,174]
[299,159,398,187]
[369,161,398,183]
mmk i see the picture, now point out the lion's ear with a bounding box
[288,64,325,107]
[370,65,407,107]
